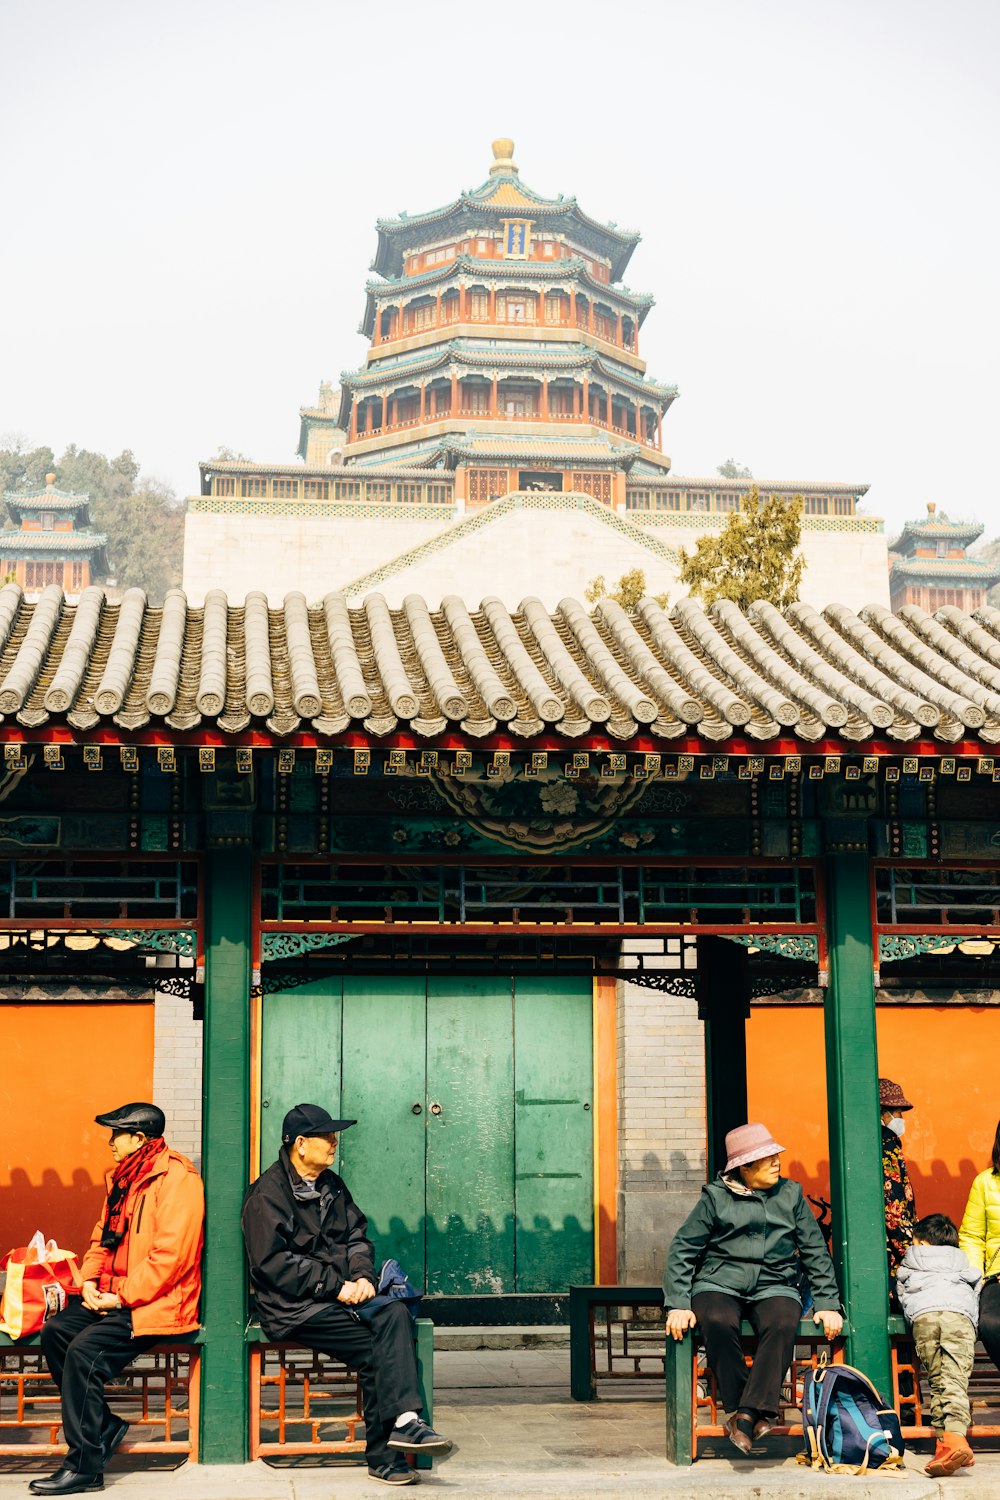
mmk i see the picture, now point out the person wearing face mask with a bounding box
[880,1077,916,1301]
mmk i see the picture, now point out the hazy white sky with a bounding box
[2,0,998,542]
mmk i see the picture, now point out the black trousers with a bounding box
[39,1303,158,1474]
[980,1278,1000,1373]
[691,1292,801,1420]
[290,1300,423,1466]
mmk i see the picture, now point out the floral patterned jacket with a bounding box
[883,1125,916,1284]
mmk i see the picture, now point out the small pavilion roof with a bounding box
[890,556,1000,584]
[4,474,93,527]
[889,504,984,553]
[372,140,641,282]
[5,584,1000,747]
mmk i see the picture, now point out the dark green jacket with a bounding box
[663,1174,841,1311]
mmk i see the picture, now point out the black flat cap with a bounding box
[95,1102,165,1137]
[282,1103,357,1142]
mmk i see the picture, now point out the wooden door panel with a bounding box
[340,977,426,1278]
[426,977,515,1295]
[513,977,594,1291]
[260,979,342,1170]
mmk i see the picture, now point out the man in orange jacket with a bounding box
[30,1103,205,1497]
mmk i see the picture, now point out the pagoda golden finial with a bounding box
[490,138,518,177]
[45,472,57,488]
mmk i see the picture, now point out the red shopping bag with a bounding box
[0,1231,82,1340]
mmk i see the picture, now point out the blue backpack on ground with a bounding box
[799,1362,906,1475]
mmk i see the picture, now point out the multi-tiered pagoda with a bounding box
[187,142,884,607]
[300,138,676,508]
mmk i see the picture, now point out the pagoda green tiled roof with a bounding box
[0,529,108,552]
[889,511,985,552]
[890,555,1000,583]
[372,144,641,281]
[339,338,678,402]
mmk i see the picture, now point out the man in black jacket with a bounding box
[242,1103,451,1487]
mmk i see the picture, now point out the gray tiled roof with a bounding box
[3,582,1000,743]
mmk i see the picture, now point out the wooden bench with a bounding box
[247,1318,435,1469]
[0,1329,201,1461]
[569,1284,665,1400]
[665,1316,1000,1463]
[664,1317,844,1464]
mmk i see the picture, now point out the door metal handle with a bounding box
[429,1102,443,1116]
[411,1103,422,1115]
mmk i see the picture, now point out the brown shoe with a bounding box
[926,1433,974,1476]
[752,1418,774,1441]
[723,1414,753,1454]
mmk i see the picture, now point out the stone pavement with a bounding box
[2,1350,999,1499]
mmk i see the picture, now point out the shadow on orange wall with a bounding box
[0,1003,154,1256]
[747,1005,1000,1229]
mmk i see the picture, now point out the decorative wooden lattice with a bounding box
[250,1344,369,1459]
[692,1338,843,1448]
[571,472,612,505]
[0,1346,198,1458]
[467,469,508,505]
[892,1337,1000,1441]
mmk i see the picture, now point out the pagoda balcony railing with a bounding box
[378,312,637,355]
[353,411,659,446]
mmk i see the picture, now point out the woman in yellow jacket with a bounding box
[958,1120,1000,1374]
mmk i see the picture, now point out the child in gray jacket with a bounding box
[897,1212,982,1478]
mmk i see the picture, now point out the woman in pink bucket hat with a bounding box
[664,1121,843,1455]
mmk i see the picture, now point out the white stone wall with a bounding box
[617,977,707,1284]
[183,498,890,612]
[182,508,452,605]
[152,987,203,1168]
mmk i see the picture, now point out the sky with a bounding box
[2,0,998,543]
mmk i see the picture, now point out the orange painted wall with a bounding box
[0,1003,155,1256]
[746,1006,1000,1229]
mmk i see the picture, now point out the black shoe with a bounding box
[387,1417,453,1456]
[368,1457,419,1485]
[28,1471,103,1496]
[101,1415,129,1465]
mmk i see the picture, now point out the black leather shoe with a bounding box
[101,1415,129,1464]
[28,1470,103,1495]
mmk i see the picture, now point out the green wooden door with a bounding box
[425,976,516,1295]
[261,971,595,1297]
[513,977,594,1291]
[339,976,426,1274]
[260,978,343,1168]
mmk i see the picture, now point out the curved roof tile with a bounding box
[6,588,1000,745]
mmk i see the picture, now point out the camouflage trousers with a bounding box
[912,1311,976,1435]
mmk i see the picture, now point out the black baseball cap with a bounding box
[281,1103,356,1143]
[95,1102,166,1137]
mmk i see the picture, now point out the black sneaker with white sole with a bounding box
[387,1417,453,1456]
[367,1457,419,1485]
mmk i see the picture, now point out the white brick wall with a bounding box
[152,987,203,1168]
[617,977,707,1282]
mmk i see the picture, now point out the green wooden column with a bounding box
[697,937,750,1180]
[199,849,253,1463]
[824,851,891,1393]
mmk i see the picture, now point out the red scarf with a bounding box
[100,1138,165,1249]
